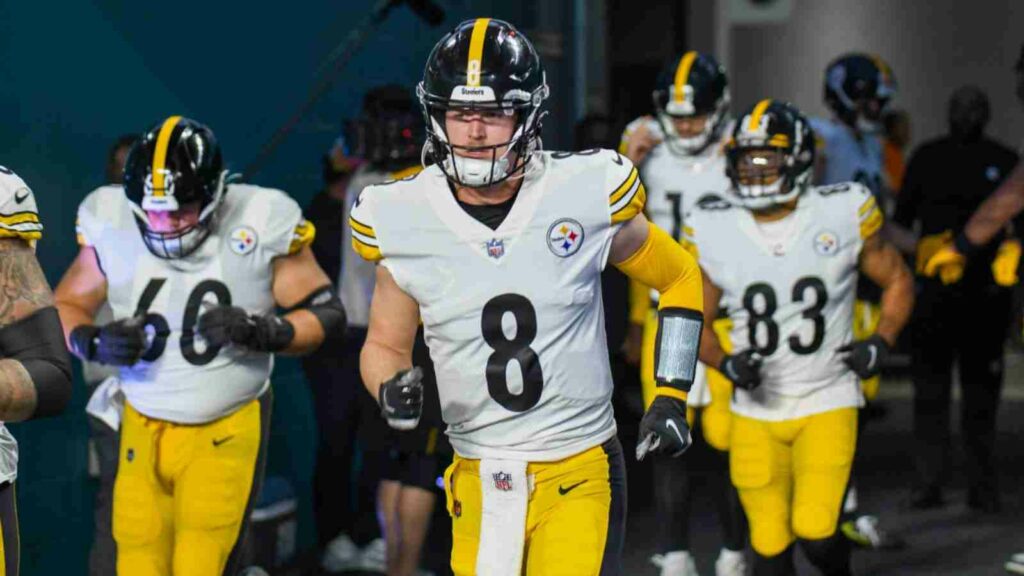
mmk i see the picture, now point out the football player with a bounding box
[0,167,74,576]
[690,100,912,575]
[54,117,346,576]
[810,53,901,548]
[352,18,704,576]
[619,51,746,576]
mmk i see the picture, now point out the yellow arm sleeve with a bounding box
[614,222,704,400]
[628,277,650,325]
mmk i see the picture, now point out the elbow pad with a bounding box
[0,307,73,418]
[289,284,347,343]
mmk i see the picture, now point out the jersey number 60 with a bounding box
[481,294,544,412]
[134,278,232,366]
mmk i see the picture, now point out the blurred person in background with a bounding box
[86,134,137,576]
[810,53,901,549]
[618,51,747,576]
[882,110,911,196]
[895,86,1018,513]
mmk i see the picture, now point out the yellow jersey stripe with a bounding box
[151,115,183,197]
[673,51,698,103]
[860,206,883,239]
[611,183,646,224]
[352,236,383,262]
[466,18,491,87]
[746,99,772,133]
[0,212,40,225]
[349,216,376,239]
[288,219,317,254]
[0,229,41,241]
[389,165,424,181]
[608,166,639,206]
[858,196,877,216]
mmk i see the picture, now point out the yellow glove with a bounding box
[923,244,965,285]
[992,239,1022,287]
[915,231,953,274]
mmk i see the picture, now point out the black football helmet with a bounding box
[123,116,227,259]
[652,51,730,155]
[345,84,424,171]
[725,99,814,210]
[824,53,896,133]
[417,18,549,187]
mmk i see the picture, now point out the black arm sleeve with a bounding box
[0,307,73,418]
[286,284,347,347]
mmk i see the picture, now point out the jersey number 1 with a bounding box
[481,294,544,412]
[134,278,232,366]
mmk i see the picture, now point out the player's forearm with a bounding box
[279,309,325,356]
[360,339,413,402]
[964,163,1024,247]
[875,264,914,346]
[0,360,38,422]
[698,324,726,370]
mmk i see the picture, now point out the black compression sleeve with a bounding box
[0,307,73,418]
[287,284,347,343]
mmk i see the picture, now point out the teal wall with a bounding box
[1,1,556,572]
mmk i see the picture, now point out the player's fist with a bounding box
[71,318,147,366]
[378,367,424,431]
[620,116,663,166]
[923,243,965,285]
[636,396,691,460]
[197,306,295,352]
[719,350,763,391]
[836,334,890,380]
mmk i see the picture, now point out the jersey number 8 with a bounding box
[481,294,544,412]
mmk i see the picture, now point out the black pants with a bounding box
[302,327,381,547]
[88,414,119,576]
[911,281,1011,493]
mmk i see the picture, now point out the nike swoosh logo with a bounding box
[558,480,587,496]
[867,347,877,371]
[666,419,686,446]
[212,435,235,447]
[13,190,28,204]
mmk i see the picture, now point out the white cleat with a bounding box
[320,533,361,573]
[1006,551,1024,574]
[715,548,747,576]
[359,537,388,573]
[652,550,701,576]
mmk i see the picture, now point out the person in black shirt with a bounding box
[894,85,1019,512]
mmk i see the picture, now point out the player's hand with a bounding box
[718,350,763,391]
[197,305,295,352]
[923,243,965,285]
[992,238,1021,287]
[71,318,147,366]
[636,396,691,460]
[622,117,662,166]
[836,334,890,380]
[378,367,424,431]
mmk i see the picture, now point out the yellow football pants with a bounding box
[445,438,626,576]
[641,312,734,451]
[853,299,881,401]
[113,392,271,576]
[729,408,858,557]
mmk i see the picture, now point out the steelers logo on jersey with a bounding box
[547,218,585,257]
[813,230,839,256]
[229,225,259,255]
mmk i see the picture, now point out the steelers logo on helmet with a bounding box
[417,18,550,188]
[123,116,227,259]
[725,99,815,211]
[824,53,897,134]
[652,51,730,156]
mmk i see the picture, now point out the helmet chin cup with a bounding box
[448,153,513,187]
[856,115,882,134]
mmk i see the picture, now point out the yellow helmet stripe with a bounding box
[466,18,491,87]
[151,115,183,197]
[672,51,698,103]
[746,99,772,133]
[870,54,891,84]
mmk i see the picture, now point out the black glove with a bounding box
[378,367,424,431]
[70,319,147,366]
[197,306,295,352]
[636,396,692,460]
[719,350,763,391]
[836,334,890,379]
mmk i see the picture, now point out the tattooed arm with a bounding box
[0,238,72,421]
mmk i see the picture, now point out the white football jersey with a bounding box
[686,182,883,420]
[0,166,44,483]
[621,117,734,406]
[351,150,645,461]
[810,117,885,198]
[77,184,312,424]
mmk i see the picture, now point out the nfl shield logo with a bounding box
[486,238,505,259]
[492,472,513,492]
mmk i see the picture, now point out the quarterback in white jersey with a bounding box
[619,51,747,576]
[54,117,345,576]
[690,99,912,576]
[355,19,704,576]
[0,167,73,576]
